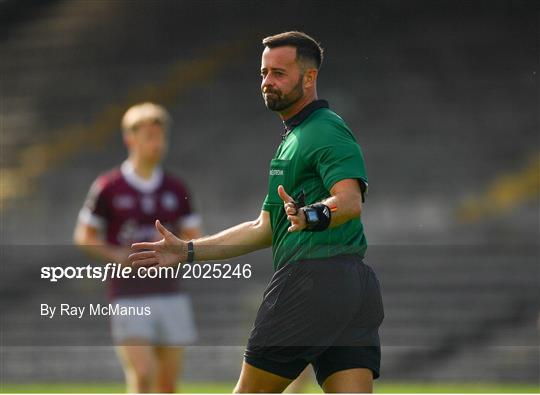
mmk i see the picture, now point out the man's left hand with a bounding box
[277,185,306,232]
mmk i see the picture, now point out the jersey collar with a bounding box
[283,99,329,134]
[121,160,163,194]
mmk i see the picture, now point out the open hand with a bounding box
[128,220,186,267]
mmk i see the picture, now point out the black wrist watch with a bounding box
[302,203,331,232]
[303,206,321,226]
[187,241,195,263]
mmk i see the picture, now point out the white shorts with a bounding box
[110,293,197,345]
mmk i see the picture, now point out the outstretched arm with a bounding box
[129,210,272,267]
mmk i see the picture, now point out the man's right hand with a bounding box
[129,220,187,268]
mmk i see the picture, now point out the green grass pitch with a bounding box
[1,381,539,393]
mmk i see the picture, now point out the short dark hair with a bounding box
[262,31,324,70]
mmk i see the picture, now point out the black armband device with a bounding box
[187,241,195,263]
[302,203,331,232]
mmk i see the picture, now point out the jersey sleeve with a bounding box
[305,118,368,200]
[262,194,271,211]
[78,177,109,229]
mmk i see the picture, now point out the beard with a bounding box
[262,75,304,112]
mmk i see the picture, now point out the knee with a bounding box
[156,368,178,392]
[129,364,156,392]
[156,376,176,394]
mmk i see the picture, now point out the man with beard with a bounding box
[129,31,384,393]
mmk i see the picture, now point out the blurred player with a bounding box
[130,32,383,393]
[74,102,201,393]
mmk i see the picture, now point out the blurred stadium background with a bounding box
[1,0,538,392]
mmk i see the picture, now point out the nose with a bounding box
[261,75,274,91]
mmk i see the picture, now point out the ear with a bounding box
[303,68,318,88]
[123,131,134,150]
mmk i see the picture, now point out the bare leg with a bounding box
[115,342,157,393]
[155,346,183,393]
[234,361,293,393]
[285,366,312,393]
[321,368,373,393]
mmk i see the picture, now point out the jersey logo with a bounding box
[118,219,159,245]
[161,191,179,211]
[112,195,135,210]
[270,169,284,176]
[140,195,156,214]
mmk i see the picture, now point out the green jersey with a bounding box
[262,100,369,271]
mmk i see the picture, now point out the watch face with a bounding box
[306,209,319,223]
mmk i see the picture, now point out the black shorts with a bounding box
[244,254,384,385]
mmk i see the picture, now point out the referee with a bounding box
[130,31,384,393]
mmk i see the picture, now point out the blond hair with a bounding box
[121,102,171,134]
